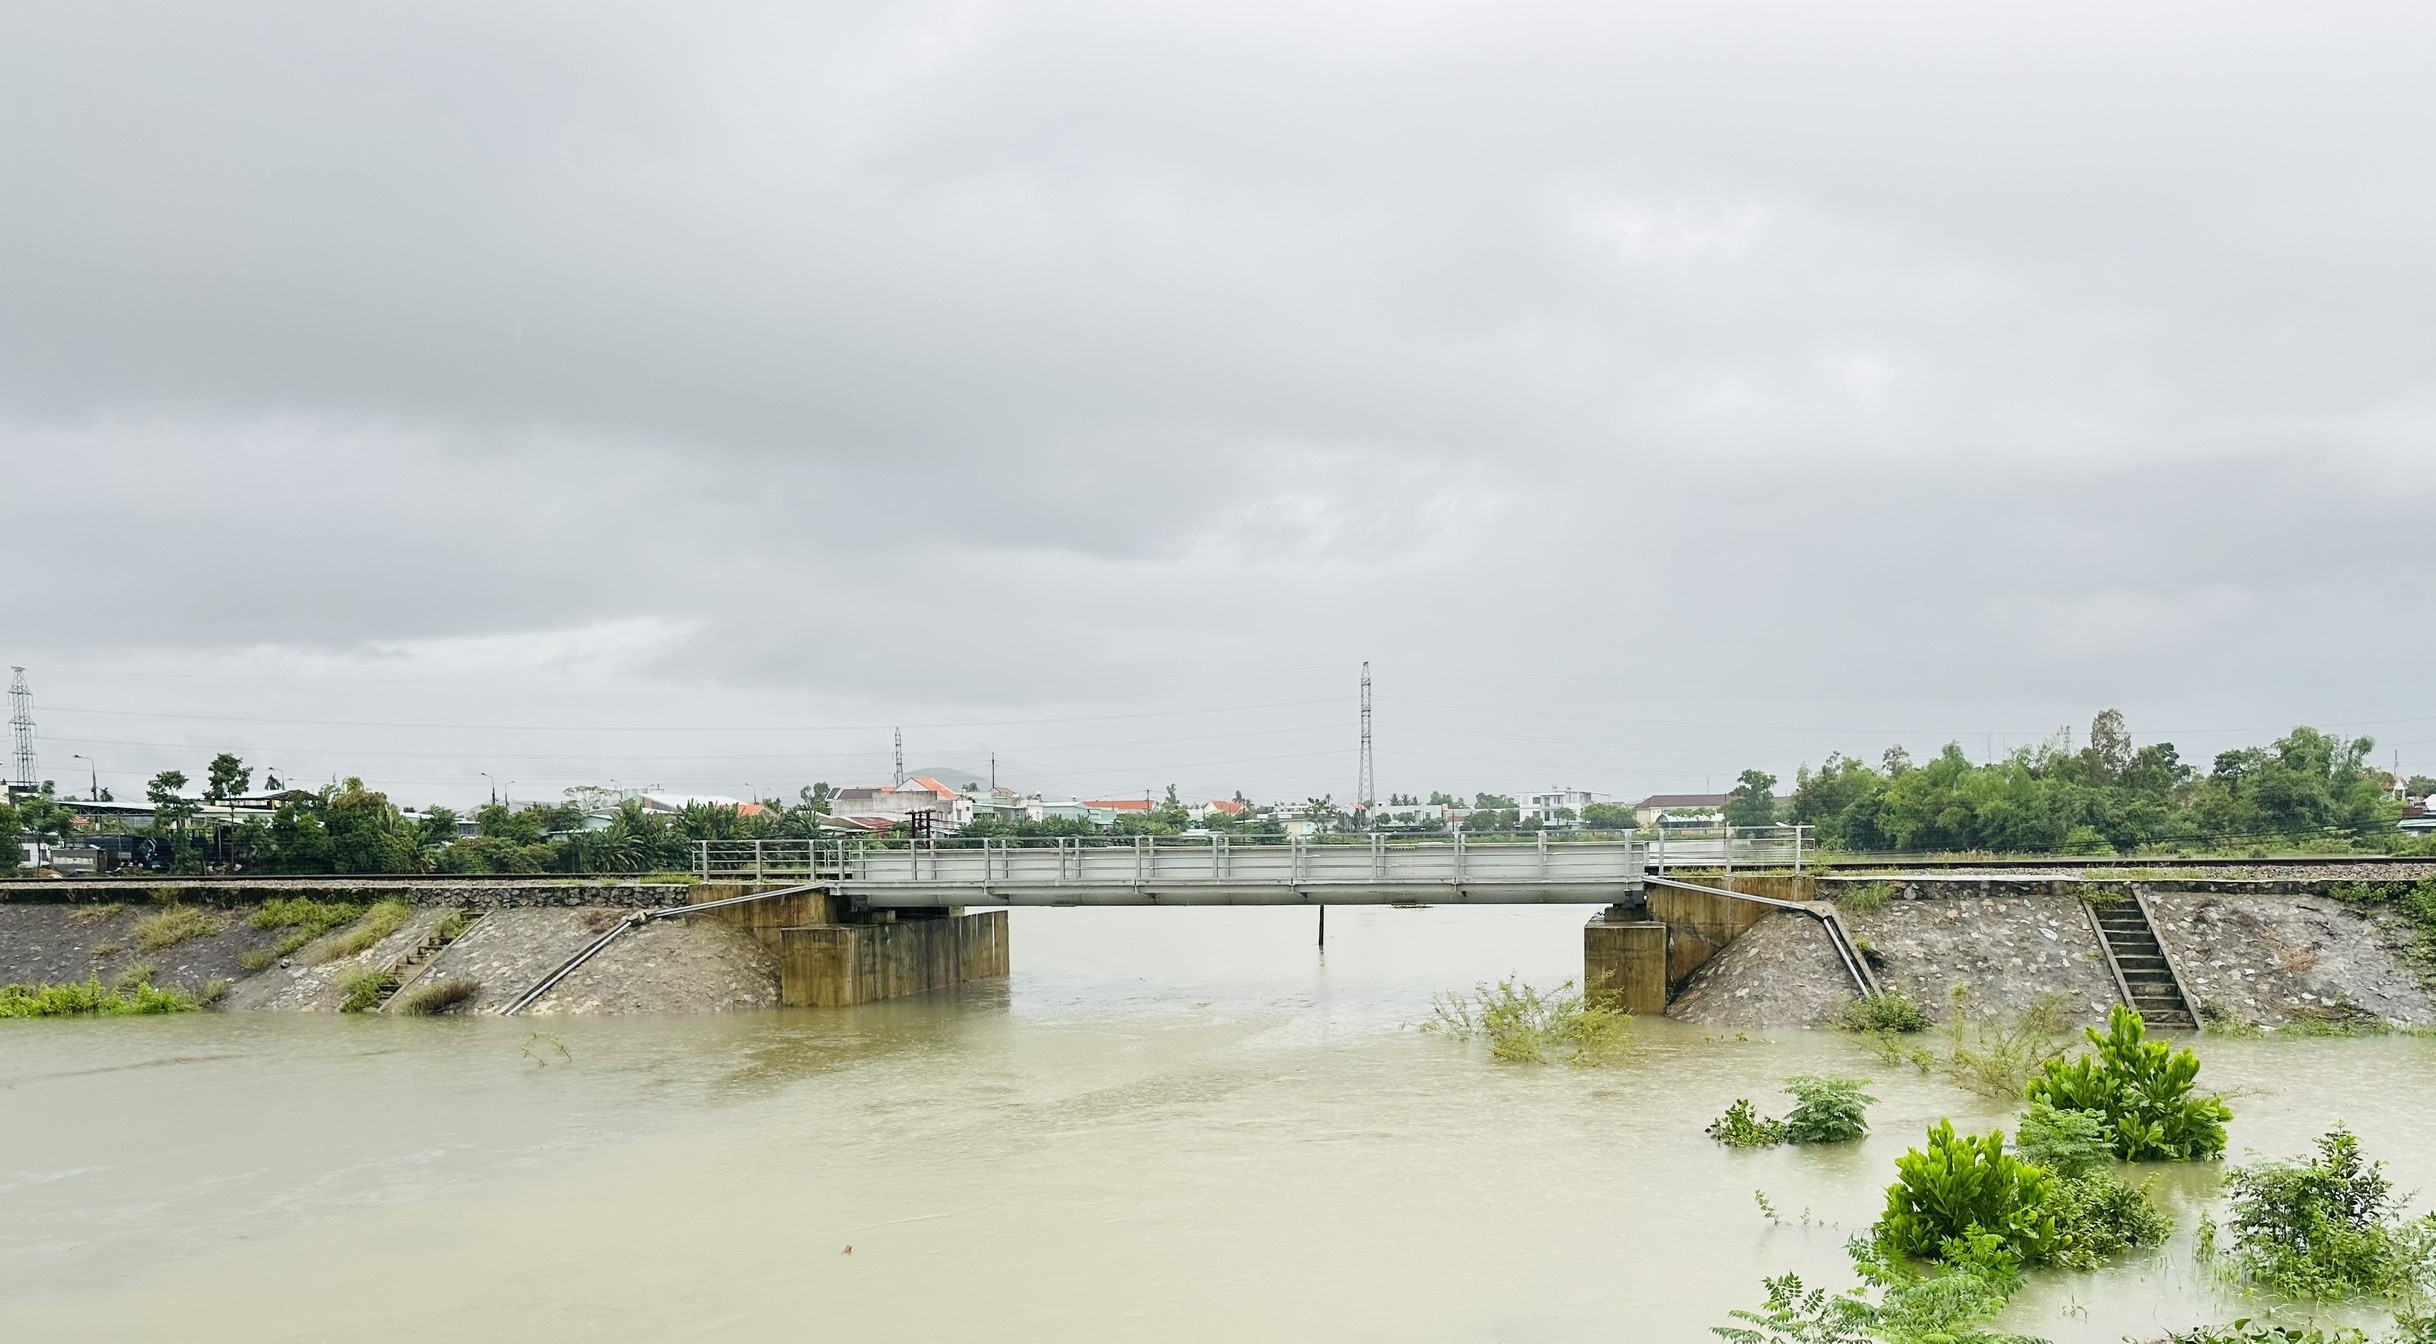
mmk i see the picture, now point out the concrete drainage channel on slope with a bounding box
[494,883,820,1017]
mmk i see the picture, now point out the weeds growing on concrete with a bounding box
[336,966,390,1013]
[1841,988,1930,1034]
[114,962,156,991]
[319,900,412,962]
[246,898,366,965]
[0,975,201,1017]
[393,976,480,1015]
[1423,977,1632,1066]
[67,902,124,924]
[435,908,473,942]
[1840,881,1899,914]
[133,905,230,951]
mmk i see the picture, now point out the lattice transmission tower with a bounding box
[1356,661,1374,812]
[8,667,33,790]
[893,727,905,786]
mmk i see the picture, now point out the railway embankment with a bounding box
[0,881,777,1015]
[1665,868,2436,1032]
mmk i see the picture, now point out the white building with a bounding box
[1520,788,1602,827]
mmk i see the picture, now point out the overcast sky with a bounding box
[3,1,2431,807]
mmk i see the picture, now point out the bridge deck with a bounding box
[701,836,1647,906]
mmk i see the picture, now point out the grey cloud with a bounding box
[2,0,2432,801]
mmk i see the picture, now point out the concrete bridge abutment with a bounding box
[691,884,1009,1007]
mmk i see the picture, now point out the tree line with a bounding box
[1784,711,2419,854]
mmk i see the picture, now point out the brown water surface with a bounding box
[5,905,2429,1341]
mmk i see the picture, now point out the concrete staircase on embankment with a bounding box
[2086,891,2197,1029]
[375,910,486,1011]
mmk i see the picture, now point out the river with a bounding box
[5,904,2430,1341]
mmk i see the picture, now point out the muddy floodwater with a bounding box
[7,905,2434,1342]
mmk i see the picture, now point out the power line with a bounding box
[36,696,1342,733]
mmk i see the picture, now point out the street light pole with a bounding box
[71,754,96,801]
[481,772,497,806]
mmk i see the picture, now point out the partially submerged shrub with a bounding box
[1842,988,1930,1034]
[1709,1099,1786,1148]
[133,905,229,950]
[1716,1236,2046,1344]
[393,976,481,1016]
[2026,1004,2230,1161]
[1709,1077,1877,1149]
[1876,1120,2058,1267]
[2206,1127,2436,1304]
[1944,987,2072,1100]
[1424,977,1631,1066]
[0,975,201,1017]
[2016,1100,2116,1180]
[2047,1168,2171,1270]
[1782,1076,1878,1145]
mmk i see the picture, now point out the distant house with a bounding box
[1521,788,1602,827]
[829,777,975,832]
[1188,799,1248,822]
[1369,802,1444,829]
[1082,798,1156,827]
[1631,793,1733,828]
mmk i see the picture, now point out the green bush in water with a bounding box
[1876,1121,2058,1268]
[1781,1076,1878,1145]
[2025,1004,2230,1161]
[2011,1100,2173,1270]
[2207,1127,2436,1305]
[1708,1077,1876,1149]
[1715,1237,2048,1344]
[1708,1099,1786,1148]
[1423,977,1632,1066]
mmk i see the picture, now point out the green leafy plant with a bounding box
[1782,1076,1878,1145]
[1423,977,1632,1065]
[1711,1099,1787,1148]
[1715,1237,2050,1344]
[2208,1128,2436,1305]
[2016,1100,2116,1178]
[2025,1004,2230,1160]
[0,975,201,1017]
[1876,1121,2058,1267]
[1842,989,1930,1034]
[2156,1322,2375,1343]
[2046,1167,2172,1270]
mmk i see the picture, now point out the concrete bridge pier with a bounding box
[1584,903,1669,1014]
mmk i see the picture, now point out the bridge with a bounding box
[681,835,1866,1013]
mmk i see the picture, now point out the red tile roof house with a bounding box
[829,777,976,831]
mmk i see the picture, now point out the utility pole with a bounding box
[990,751,997,794]
[1357,661,1374,814]
[893,728,904,786]
[10,667,36,790]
